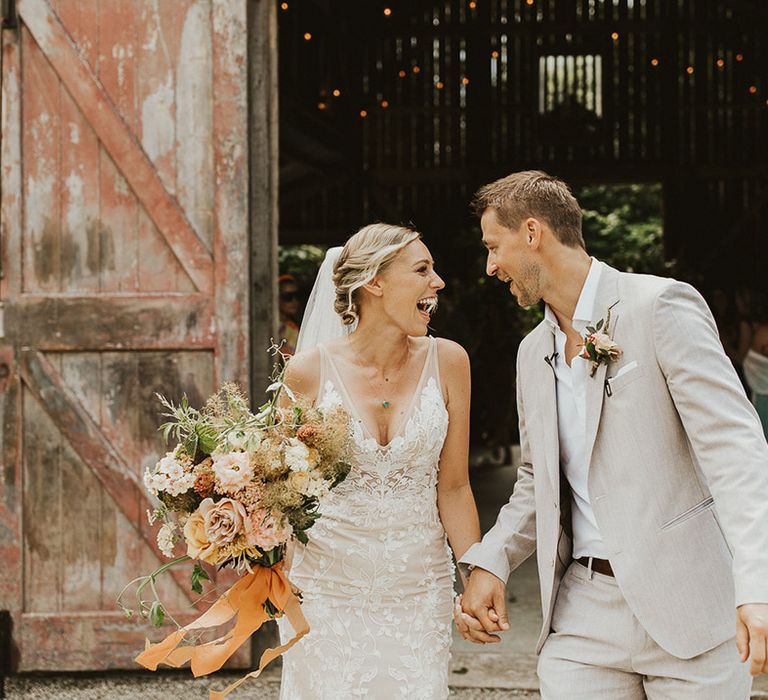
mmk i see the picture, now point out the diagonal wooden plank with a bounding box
[17,0,213,295]
[18,350,196,605]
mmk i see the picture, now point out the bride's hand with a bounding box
[455,569,510,643]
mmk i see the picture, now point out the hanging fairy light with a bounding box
[398,69,407,78]
[360,110,368,118]
[749,85,758,94]
[716,58,725,68]
[736,53,744,62]
[491,50,499,59]
[383,7,392,16]
[332,89,341,97]
[436,81,444,89]
[280,2,288,10]
[686,66,695,75]
[650,58,659,67]
[381,99,390,108]
[303,32,312,41]
[611,32,619,41]
[469,1,477,9]
[317,101,327,110]
[462,77,470,85]
[413,65,421,74]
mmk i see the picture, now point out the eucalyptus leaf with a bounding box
[149,600,165,628]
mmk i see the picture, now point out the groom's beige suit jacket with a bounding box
[460,264,768,659]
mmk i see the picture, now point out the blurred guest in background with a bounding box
[739,290,768,437]
[278,273,301,356]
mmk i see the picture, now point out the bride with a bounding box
[277,223,481,698]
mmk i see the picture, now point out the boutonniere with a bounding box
[580,308,623,377]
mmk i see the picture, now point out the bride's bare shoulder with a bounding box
[284,347,322,401]
[434,337,470,368]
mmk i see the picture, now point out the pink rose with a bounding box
[200,497,247,546]
[244,509,291,551]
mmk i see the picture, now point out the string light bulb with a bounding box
[650,58,659,67]
[436,81,444,89]
[413,66,421,74]
[360,110,368,118]
[491,50,499,58]
[303,32,312,41]
[611,32,619,41]
[280,2,288,9]
[317,102,327,110]
[381,99,389,108]
[686,66,694,75]
[469,1,477,8]
[398,70,407,78]
[736,53,744,62]
[332,89,341,97]
[526,0,534,5]
[462,77,470,85]
[383,7,392,16]
[749,85,758,94]
[716,58,725,68]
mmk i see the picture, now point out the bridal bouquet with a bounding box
[119,371,351,698]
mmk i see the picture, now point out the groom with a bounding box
[455,170,768,697]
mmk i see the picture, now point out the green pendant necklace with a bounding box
[351,339,410,410]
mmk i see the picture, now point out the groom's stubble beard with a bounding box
[512,258,543,307]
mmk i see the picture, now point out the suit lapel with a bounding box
[583,267,621,471]
[530,326,561,498]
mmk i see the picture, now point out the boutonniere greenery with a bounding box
[580,309,623,377]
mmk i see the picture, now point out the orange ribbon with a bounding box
[135,563,309,699]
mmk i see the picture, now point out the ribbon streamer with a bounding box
[135,563,309,699]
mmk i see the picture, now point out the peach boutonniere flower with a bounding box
[580,309,623,377]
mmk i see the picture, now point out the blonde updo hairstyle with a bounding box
[333,223,421,326]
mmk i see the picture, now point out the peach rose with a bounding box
[201,497,247,546]
[183,508,220,564]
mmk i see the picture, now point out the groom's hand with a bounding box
[737,604,768,675]
[459,567,509,641]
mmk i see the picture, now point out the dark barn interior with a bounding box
[277,0,767,445]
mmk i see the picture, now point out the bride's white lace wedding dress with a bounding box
[278,336,454,699]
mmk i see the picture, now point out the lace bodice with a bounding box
[279,336,455,699]
[317,359,449,528]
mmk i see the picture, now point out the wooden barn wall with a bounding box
[0,0,261,671]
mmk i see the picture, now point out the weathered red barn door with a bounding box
[0,0,255,670]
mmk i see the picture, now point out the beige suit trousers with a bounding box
[538,562,752,699]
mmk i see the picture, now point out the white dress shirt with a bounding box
[543,258,607,559]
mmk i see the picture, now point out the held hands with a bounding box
[453,567,509,644]
[737,604,768,676]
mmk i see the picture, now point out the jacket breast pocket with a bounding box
[606,361,644,394]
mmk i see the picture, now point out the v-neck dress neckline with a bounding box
[320,336,436,450]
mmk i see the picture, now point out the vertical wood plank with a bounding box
[22,25,61,293]
[59,81,101,293]
[177,0,214,252]
[22,388,61,612]
[97,0,140,293]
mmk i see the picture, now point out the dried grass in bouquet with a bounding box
[118,357,352,698]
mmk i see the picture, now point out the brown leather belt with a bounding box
[576,556,614,577]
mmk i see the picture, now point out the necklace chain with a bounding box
[350,339,410,409]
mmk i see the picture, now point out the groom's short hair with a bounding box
[471,170,585,249]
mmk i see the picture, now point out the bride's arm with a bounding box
[435,338,481,585]
[278,347,321,408]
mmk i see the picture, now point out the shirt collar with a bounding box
[544,258,603,334]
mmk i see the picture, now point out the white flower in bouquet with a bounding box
[284,437,311,472]
[143,451,195,497]
[288,470,329,499]
[156,522,177,558]
[212,451,253,491]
